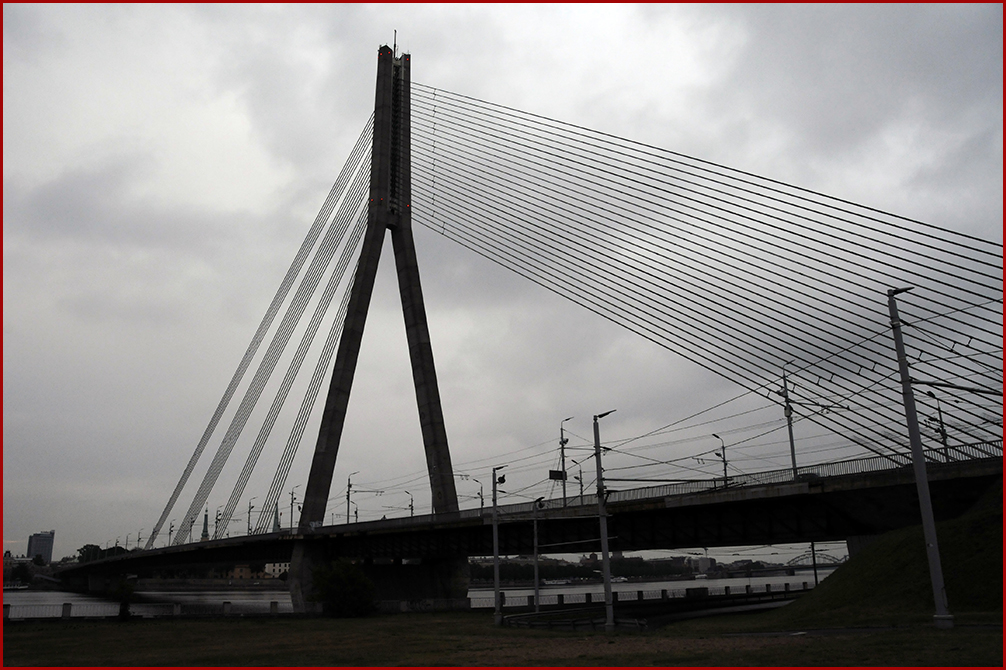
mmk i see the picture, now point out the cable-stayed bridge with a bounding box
[62,46,1002,608]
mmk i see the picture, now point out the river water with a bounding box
[4,566,835,617]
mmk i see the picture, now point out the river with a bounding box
[4,566,836,618]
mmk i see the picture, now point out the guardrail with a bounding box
[469,580,816,609]
[2,601,286,620]
[487,440,1002,519]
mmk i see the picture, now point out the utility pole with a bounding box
[810,541,819,586]
[492,464,507,626]
[346,472,359,524]
[289,486,300,532]
[593,410,616,632]
[533,497,544,613]
[345,473,382,523]
[560,416,573,507]
[781,364,799,480]
[888,287,953,629]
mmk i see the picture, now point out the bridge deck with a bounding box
[59,446,1001,581]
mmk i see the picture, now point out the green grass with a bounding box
[754,476,1003,631]
[4,479,1000,666]
[3,613,1001,667]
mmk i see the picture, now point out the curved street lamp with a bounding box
[712,433,727,485]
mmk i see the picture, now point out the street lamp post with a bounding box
[570,459,585,505]
[472,479,484,514]
[560,416,573,507]
[492,465,508,625]
[712,433,728,486]
[247,498,256,535]
[593,409,616,632]
[888,287,953,629]
[925,390,951,462]
[167,521,175,547]
[404,491,414,517]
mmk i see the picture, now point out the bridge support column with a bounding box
[87,573,108,594]
[290,541,469,614]
[289,540,326,614]
[361,556,469,603]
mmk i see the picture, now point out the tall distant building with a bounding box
[27,530,55,564]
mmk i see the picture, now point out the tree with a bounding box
[77,544,102,563]
[32,554,45,566]
[11,562,32,584]
[311,559,376,617]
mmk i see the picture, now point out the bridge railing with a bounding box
[491,440,1002,519]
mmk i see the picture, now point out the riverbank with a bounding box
[133,577,286,591]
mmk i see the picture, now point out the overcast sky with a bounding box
[4,4,1002,563]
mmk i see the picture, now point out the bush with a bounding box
[311,560,376,617]
[11,563,32,584]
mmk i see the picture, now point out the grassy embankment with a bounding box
[4,480,1000,666]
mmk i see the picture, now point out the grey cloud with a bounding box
[2,4,69,63]
[3,4,1000,560]
[716,4,1002,155]
[4,157,225,252]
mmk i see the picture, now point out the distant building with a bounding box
[265,562,289,578]
[697,556,716,573]
[27,530,55,564]
[229,564,269,580]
